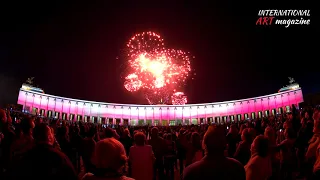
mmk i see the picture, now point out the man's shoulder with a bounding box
[225,157,244,166]
[28,145,68,160]
[148,137,165,143]
[82,173,94,180]
[82,173,134,180]
[183,157,245,179]
[222,157,245,173]
[183,160,204,179]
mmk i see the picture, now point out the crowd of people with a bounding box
[1,105,320,180]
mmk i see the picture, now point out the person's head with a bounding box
[123,128,130,137]
[0,109,7,124]
[57,126,68,138]
[87,127,96,138]
[301,118,306,126]
[248,128,256,139]
[62,120,67,127]
[92,138,127,173]
[304,112,310,119]
[163,133,167,139]
[202,125,226,156]
[151,127,159,138]
[134,132,146,146]
[21,116,35,135]
[33,123,55,145]
[284,128,295,139]
[283,121,292,130]
[261,120,267,128]
[74,126,80,135]
[313,110,319,121]
[179,128,186,135]
[104,127,114,138]
[239,124,246,133]
[166,133,172,141]
[241,128,252,142]
[313,120,320,134]
[264,127,275,140]
[14,125,23,138]
[229,124,238,134]
[250,135,269,158]
[191,132,201,150]
[35,117,43,124]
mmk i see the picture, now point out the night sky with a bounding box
[0,1,317,106]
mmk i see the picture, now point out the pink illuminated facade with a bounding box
[17,87,303,126]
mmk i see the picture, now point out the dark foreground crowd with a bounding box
[1,106,320,180]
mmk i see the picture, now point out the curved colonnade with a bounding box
[17,88,304,126]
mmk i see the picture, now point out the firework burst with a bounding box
[123,31,193,104]
[172,92,187,105]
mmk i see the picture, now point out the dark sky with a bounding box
[0,1,317,106]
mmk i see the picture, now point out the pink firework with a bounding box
[171,92,187,105]
[124,31,193,104]
[124,73,142,92]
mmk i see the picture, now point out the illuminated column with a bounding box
[281,94,284,109]
[226,104,229,122]
[197,106,199,124]
[32,94,35,113]
[152,107,155,125]
[287,92,291,105]
[174,107,177,125]
[75,102,78,120]
[253,100,256,115]
[167,107,169,124]
[204,106,207,124]
[211,105,214,123]
[136,107,139,121]
[113,106,116,124]
[287,92,291,112]
[68,101,71,121]
[189,106,191,123]
[218,105,222,123]
[97,104,101,124]
[239,102,243,121]
[245,101,249,119]
[61,100,64,119]
[232,103,235,123]
[232,103,236,123]
[260,98,263,116]
[121,106,124,124]
[182,107,184,123]
[240,101,246,120]
[160,107,162,125]
[294,91,299,108]
[129,107,131,123]
[53,98,56,113]
[46,97,49,116]
[82,103,85,121]
[182,107,184,124]
[23,92,27,111]
[61,100,65,119]
[267,97,270,113]
[273,95,276,113]
[89,104,93,122]
[39,96,42,113]
[144,107,147,124]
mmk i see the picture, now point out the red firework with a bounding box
[123,31,193,104]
